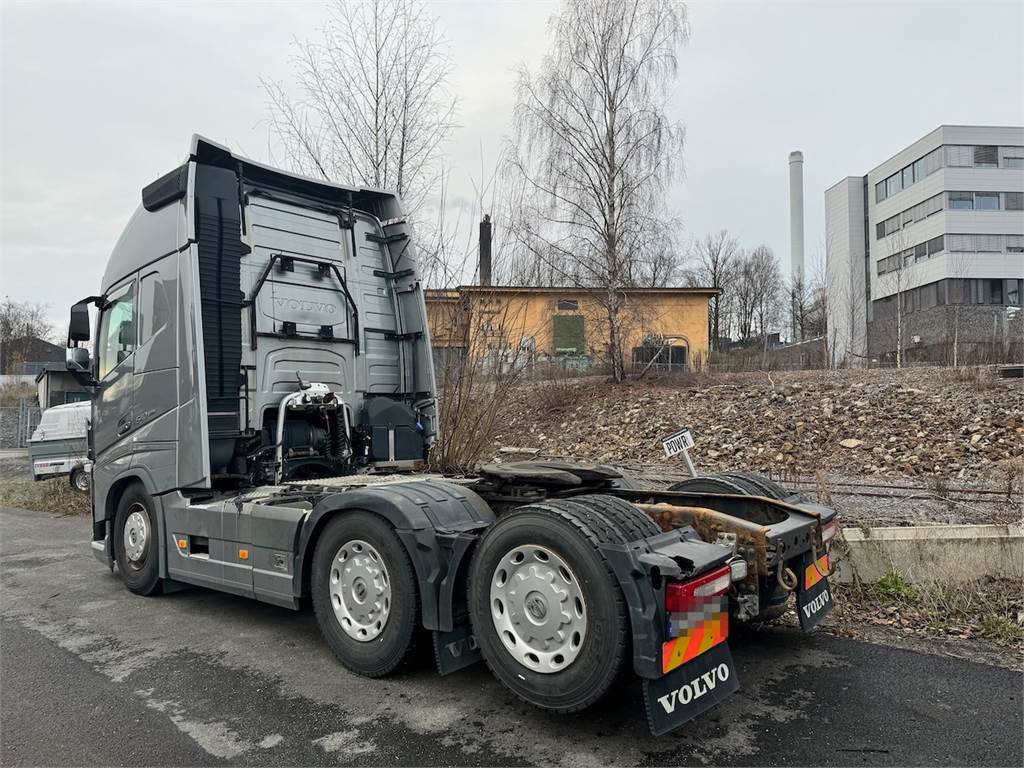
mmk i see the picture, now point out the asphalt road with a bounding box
[1,506,1021,767]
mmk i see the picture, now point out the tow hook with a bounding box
[776,560,798,592]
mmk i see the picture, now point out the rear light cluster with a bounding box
[665,564,731,612]
[821,518,838,545]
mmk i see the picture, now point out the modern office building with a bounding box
[825,125,1024,364]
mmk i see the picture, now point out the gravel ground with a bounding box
[491,366,1024,484]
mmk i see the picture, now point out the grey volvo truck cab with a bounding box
[67,136,837,736]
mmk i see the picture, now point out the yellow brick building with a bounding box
[425,285,719,372]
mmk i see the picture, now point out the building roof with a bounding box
[426,285,720,297]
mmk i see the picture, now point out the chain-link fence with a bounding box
[0,400,41,449]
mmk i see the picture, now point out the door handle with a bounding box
[117,415,132,436]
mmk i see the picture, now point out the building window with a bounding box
[949,191,974,210]
[875,181,886,203]
[1004,156,1024,169]
[1008,279,1021,306]
[973,146,998,167]
[1007,235,1024,253]
[989,279,1004,304]
[552,314,585,354]
[1005,192,1023,211]
[976,234,1001,252]
[974,192,1000,211]
[556,298,579,311]
[945,145,972,167]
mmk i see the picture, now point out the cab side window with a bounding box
[97,282,136,379]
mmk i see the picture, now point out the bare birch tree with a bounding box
[684,230,739,351]
[262,0,457,219]
[505,0,689,382]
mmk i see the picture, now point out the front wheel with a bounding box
[113,484,161,595]
[311,512,419,677]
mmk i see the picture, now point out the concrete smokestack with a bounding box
[479,214,492,286]
[789,151,805,283]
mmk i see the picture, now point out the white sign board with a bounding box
[662,429,694,458]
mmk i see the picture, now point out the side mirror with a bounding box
[66,347,99,391]
[69,301,92,342]
[66,346,91,373]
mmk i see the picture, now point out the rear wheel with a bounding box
[469,498,635,713]
[311,512,418,677]
[113,484,161,595]
[669,472,793,500]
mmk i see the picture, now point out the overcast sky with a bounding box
[2,0,1022,327]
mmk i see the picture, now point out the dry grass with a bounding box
[0,478,90,516]
[835,571,1024,650]
[0,381,37,407]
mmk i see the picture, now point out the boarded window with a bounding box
[556,298,579,311]
[552,314,585,354]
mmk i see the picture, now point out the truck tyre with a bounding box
[570,494,660,542]
[311,512,418,678]
[468,499,630,713]
[113,484,162,596]
[69,467,90,494]
[719,472,791,501]
[669,472,790,499]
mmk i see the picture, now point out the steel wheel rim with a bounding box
[329,539,392,642]
[74,471,90,492]
[123,505,148,568]
[490,544,587,674]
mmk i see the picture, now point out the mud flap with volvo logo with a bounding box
[797,551,833,631]
[432,623,481,676]
[643,642,739,736]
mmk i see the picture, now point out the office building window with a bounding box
[949,191,974,210]
[973,146,998,167]
[974,192,1000,210]
[945,145,972,167]
[1005,156,1024,169]
[976,234,1001,252]
[1005,192,1023,210]
[1008,279,1021,305]
[1005,235,1023,253]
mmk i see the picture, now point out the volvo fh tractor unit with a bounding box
[66,136,837,735]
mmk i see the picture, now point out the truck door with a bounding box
[92,278,137,487]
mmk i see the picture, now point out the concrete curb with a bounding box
[834,524,1024,584]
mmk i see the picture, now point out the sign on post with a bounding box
[662,428,698,478]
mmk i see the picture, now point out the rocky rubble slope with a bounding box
[490,367,1023,482]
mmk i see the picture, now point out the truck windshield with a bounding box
[97,282,136,379]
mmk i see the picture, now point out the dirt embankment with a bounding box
[491,367,1024,485]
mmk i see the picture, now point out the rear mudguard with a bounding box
[297,480,494,632]
[601,528,731,679]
